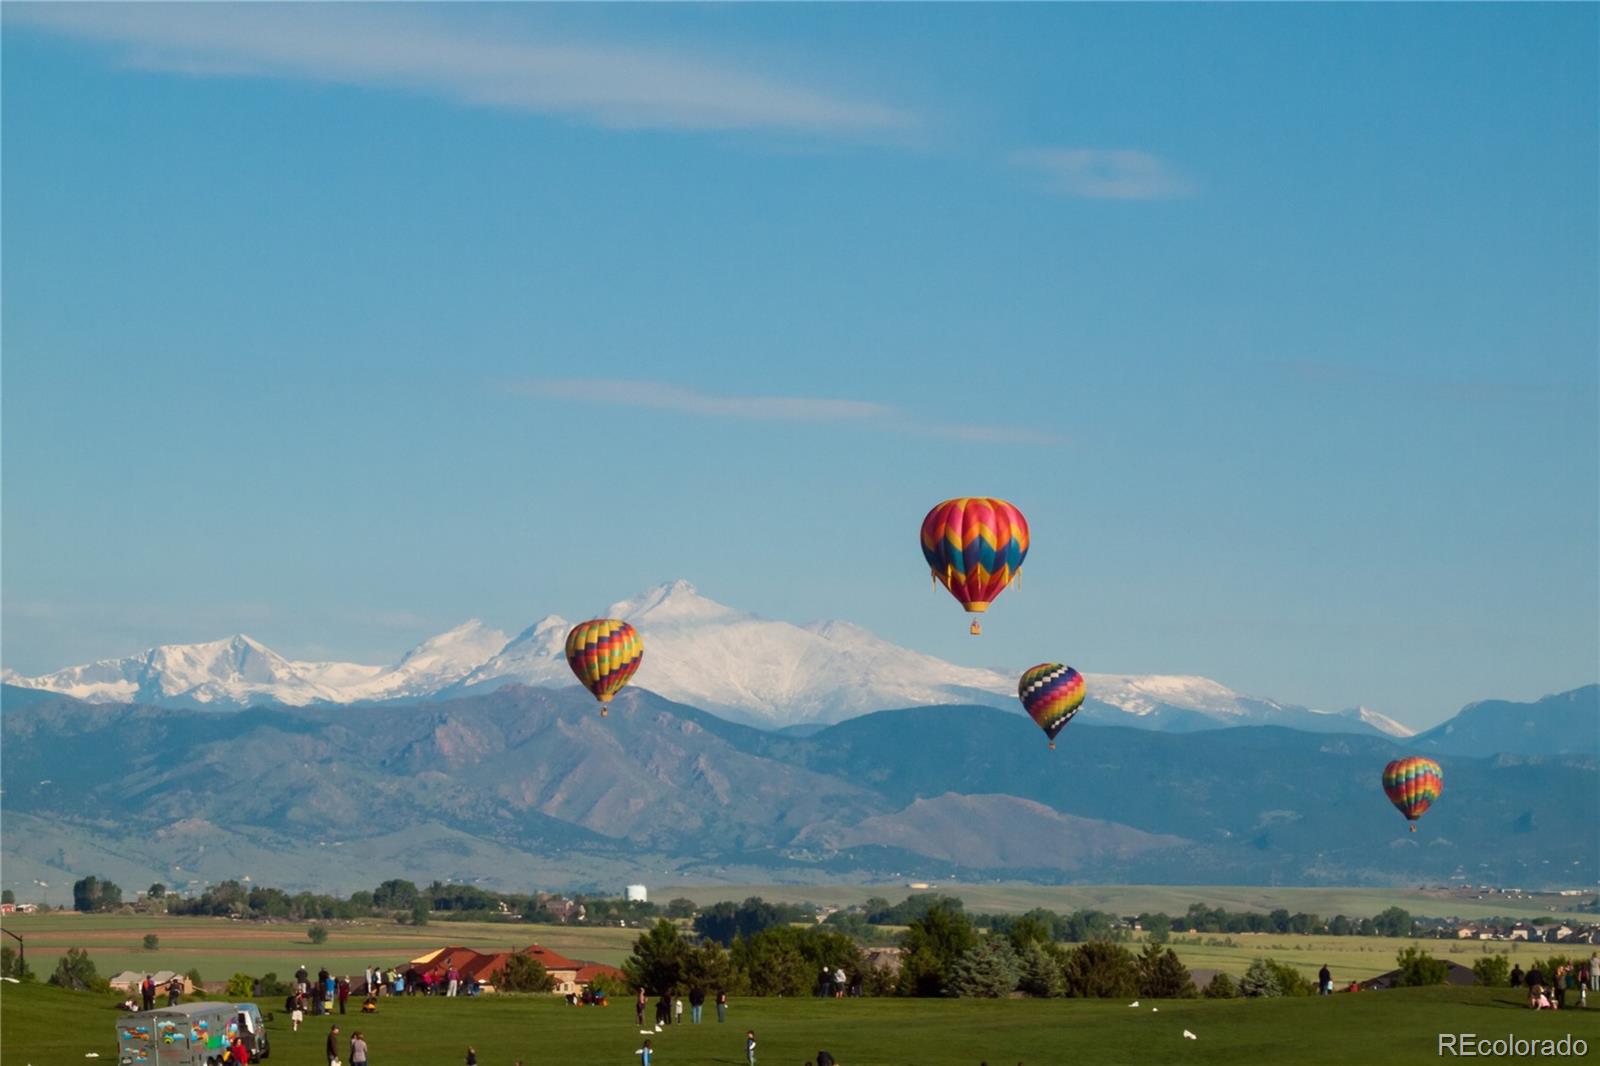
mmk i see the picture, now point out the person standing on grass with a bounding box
[338,976,350,1014]
[168,977,182,1006]
[636,1038,653,1066]
[636,988,647,1027]
[689,986,705,1024]
[1318,964,1332,995]
[745,1029,757,1066]
[716,989,728,1023]
[349,1031,368,1066]
[141,974,155,1011]
[655,991,671,1028]
[673,993,683,1025]
[1511,963,1524,988]
[464,1047,478,1066]
[326,1025,341,1066]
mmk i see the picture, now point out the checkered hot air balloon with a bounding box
[565,619,643,717]
[1018,663,1086,750]
[921,497,1029,635]
[1382,756,1443,832]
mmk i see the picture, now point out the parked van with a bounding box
[116,1001,269,1065]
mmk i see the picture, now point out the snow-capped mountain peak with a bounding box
[2,581,1417,737]
[606,580,748,626]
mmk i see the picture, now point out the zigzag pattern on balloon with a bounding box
[921,497,1029,613]
[1018,662,1086,744]
[565,618,643,707]
[1382,756,1443,822]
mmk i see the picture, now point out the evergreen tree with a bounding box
[49,948,102,991]
[1061,941,1138,999]
[1136,942,1196,998]
[624,919,689,994]
[1203,971,1238,999]
[1239,958,1283,998]
[950,937,1020,998]
[1017,941,1065,998]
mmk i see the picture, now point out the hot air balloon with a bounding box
[921,497,1029,634]
[1018,663,1086,749]
[1382,756,1443,832]
[565,619,643,717]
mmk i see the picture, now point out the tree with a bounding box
[1471,955,1510,987]
[623,919,689,994]
[897,903,978,996]
[143,934,160,951]
[1373,907,1413,938]
[1263,959,1312,996]
[496,954,555,993]
[373,879,420,911]
[1,889,13,904]
[1136,942,1196,998]
[1239,958,1283,998]
[1017,941,1065,998]
[1395,944,1449,987]
[409,899,430,926]
[730,929,808,997]
[186,968,204,991]
[72,875,121,913]
[950,937,1020,998]
[225,973,254,998]
[682,940,734,995]
[1061,941,1138,999]
[147,884,166,899]
[49,948,103,992]
[664,898,697,920]
[1203,971,1238,999]
[1138,913,1173,944]
[307,923,329,944]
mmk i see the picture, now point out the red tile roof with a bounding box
[520,944,582,972]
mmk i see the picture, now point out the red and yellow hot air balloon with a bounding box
[565,619,643,717]
[921,497,1029,635]
[1018,663,1086,750]
[1382,756,1443,832]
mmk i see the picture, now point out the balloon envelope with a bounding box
[1018,663,1086,747]
[565,619,643,713]
[921,498,1029,632]
[1382,756,1443,827]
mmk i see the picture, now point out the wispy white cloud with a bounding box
[6,4,914,136]
[1013,148,1194,200]
[509,379,1066,445]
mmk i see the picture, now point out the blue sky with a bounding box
[3,3,1595,729]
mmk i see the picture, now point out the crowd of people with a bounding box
[1510,954,1597,1010]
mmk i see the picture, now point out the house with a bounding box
[0,903,14,916]
[574,962,625,990]
[543,896,585,923]
[522,945,582,994]
[1360,961,1477,991]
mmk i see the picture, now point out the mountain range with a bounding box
[2,580,1416,737]
[1,683,1592,896]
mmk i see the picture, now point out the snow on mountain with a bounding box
[1,580,1417,737]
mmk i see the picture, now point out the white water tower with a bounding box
[625,884,648,903]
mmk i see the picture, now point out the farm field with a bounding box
[4,977,1597,1065]
[663,883,1598,923]
[1144,933,1534,985]
[0,913,639,979]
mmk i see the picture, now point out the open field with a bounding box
[662,883,1599,922]
[0,914,640,979]
[5,976,1598,1065]
[2,914,1576,988]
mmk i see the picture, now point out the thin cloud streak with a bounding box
[1013,147,1194,200]
[509,379,1066,445]
[7,4,914,136]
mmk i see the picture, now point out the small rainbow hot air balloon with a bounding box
[1382,756,1443,832]
[921,497,1029,635]
[565,619,643,717]
[1018,663,1086,749]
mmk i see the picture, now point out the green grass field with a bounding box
[1144,932,1541,984]
[4,976,1597,1065]
[662,883,1597,923]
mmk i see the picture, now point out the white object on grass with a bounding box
[1183,1030,1198,1040]
[1129,1000,1139,1007]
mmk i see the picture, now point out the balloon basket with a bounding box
[1409,824,1416,833]
[599,707,608,718]
[969,621,982,636]
[1048,741,1056,751]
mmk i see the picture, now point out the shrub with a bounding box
[306,924,329,945]
[1264,959,1313,996]
[1471,955,1510,987]
[1395,944,1449,987]
[225,973,255,998]
[185,968,204,991]
[1061,941,1139,999]
[1,945,36,982]
[49,948,104,992]
[259,971,291,997]
[1203,971,1238,999]
[1239,958,1282,998]
[950,937,1020,998]
[142,934,160,951]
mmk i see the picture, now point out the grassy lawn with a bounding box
[5,978,1597,1065]
[0,914,639,980]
